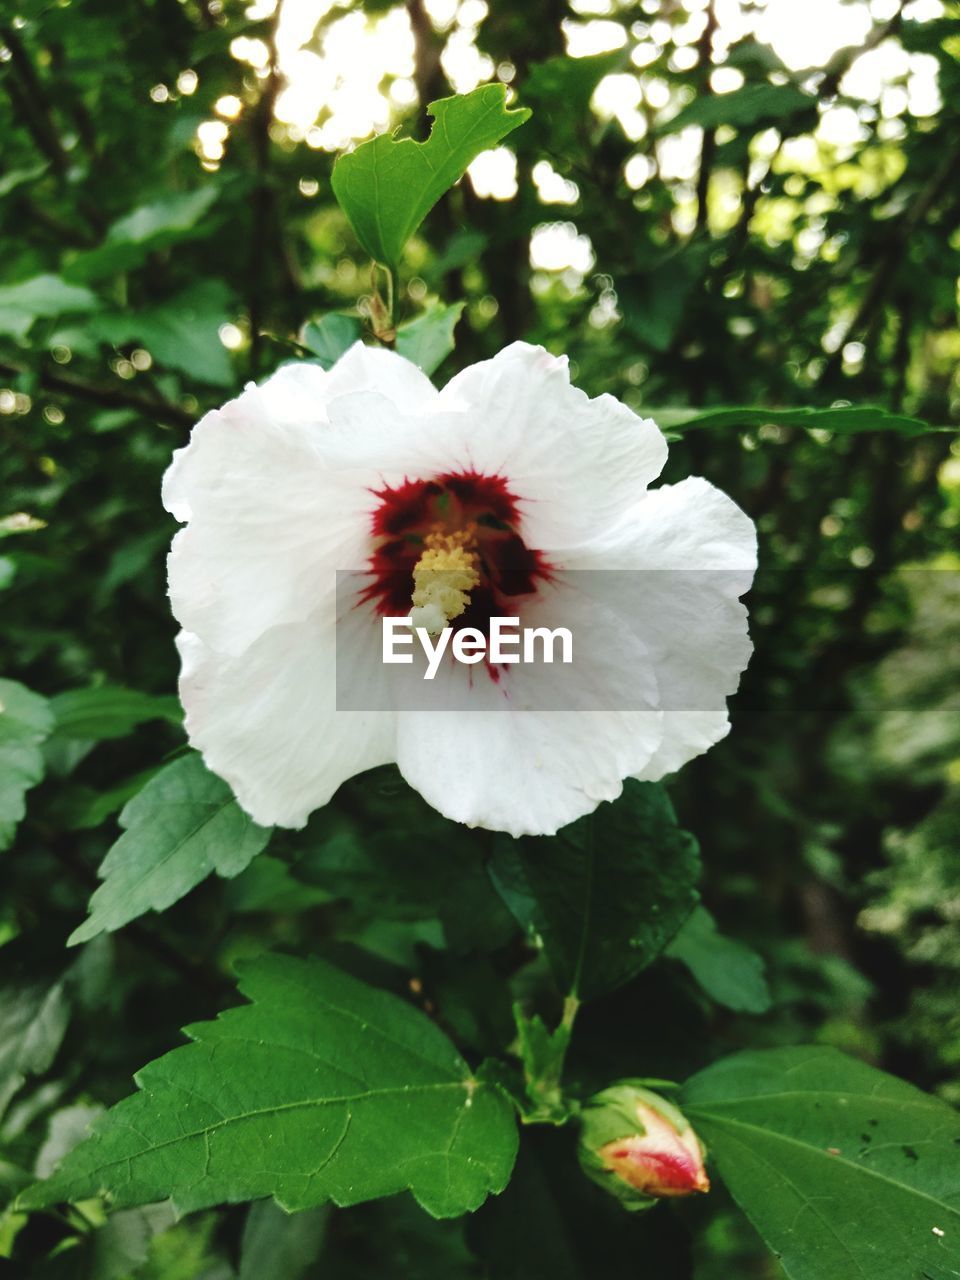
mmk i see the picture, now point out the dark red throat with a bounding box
[363,470,551,633]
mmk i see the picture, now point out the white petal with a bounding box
[438,342,669,550]
[394,584,663,836]
[324,341,439,412]
[397,705,662,837]
[163,348,435,656]
[565,476,756,782]
[633,710,733,781]
[166,437,365,656]
[176,606,395,828]
[162,361,328,523]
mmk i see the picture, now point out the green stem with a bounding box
[561,993,581,1031]
[520,994,582,1124]
[384,264,396,329]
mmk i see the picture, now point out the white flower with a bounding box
[164,341,756,837]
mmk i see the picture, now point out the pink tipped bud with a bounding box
[578,1082,710,1210]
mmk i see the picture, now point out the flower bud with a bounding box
[578,1081,710,1210]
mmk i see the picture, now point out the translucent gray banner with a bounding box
[335,568,754,712]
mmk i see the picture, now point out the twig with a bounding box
[1,25,70,176]
[818,6,903,99]
[247,1,285,378]
[0,24,105,233]
[0,356,194,429]
[723,8,903,266]
[694,0,719,234]
[726,139,781,259]
[819,140,960,382]
[17,197,96,248]
[405,0,449,122]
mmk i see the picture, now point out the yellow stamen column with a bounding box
[410,526,480,635]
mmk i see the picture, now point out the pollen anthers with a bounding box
[410,524,480,635]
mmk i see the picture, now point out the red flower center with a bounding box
[364,470,550,633]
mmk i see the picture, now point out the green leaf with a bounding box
[48,766,162,832]
[525,51,625,119]
[225,855,333,914]
[0,978,70,1117]
[35,1103,106,1178]
[87,1203,178,1280]
[20,954,519,1218]
[66,187,221,283]
[659,84,815,134]
[489,781,700,1000]
[620,245,709,353]
[666,907,771,1014]
[332,86,530,268]
[0,512,47,538]
[68,752,271,945]
[50,685,182,742]
[0,679,54,851]
[310,1197,477,1278]
[299,771,516,953]
[239,1200,327,1280]
[89,281,234,386]
[652,404,950,437]
[0,274,100,339]
[682,1046,960,1280]
[301,313,363,369]
[395,301,465,376]
[469,1127,694,1280]
[522,51,624,149]
[513,1005,573,1124]
[0,161,49,199]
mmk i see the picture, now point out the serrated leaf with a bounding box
[69,752,271,945]
[666,907,771,1014]
[395,301,464,375]
[659,83,815,134]
[301,313,363,369]
[652,404,949,437]
[489,781,700,1000]
[50,685,182,742]
[20,954,519,1219]
[681,1046,960,1280]
[332,86,530,268]
[0,679,54,851]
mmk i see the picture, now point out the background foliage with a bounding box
[1,0,959,1275]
